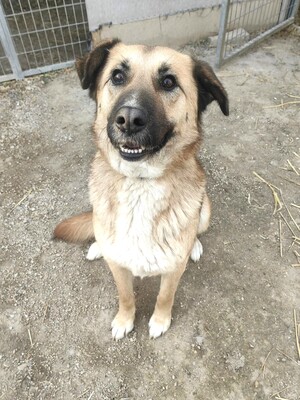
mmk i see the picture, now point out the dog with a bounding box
[54,38,229,340]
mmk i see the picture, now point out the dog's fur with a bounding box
[54,39,229,339]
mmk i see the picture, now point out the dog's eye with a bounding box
[161,75,177,91]
[111,69,125,85]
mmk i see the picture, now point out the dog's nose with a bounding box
[115,107,147,134]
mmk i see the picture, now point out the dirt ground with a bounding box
[1,27,300,400]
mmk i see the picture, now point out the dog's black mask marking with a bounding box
[107,89,174,162]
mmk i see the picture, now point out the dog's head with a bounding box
[76,39,228,177]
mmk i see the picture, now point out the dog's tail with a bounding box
[53,212,94,243]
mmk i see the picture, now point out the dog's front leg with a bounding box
[149,259,187,338]
[190,193,211,262]
[108,262,136,340]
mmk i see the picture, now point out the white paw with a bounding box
[86,242,102,260]
[111,316,134,340]
[149,315,171,339]
[190,238,203,262]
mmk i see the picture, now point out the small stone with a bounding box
[195,336,204,346]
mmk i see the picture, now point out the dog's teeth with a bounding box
[120,146,144,155]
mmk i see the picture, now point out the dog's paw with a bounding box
[86,242,102,260]
[190,238,203,262]
[149,315,171,339]
[111,314,134,340]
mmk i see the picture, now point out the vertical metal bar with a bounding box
[279,0,290,22]
[17,0,39,67]
[226,0,235,54]
[286,0,294,17]
[27,0,46,66]
[223,0,233,59]
[290,0,300,17]
[53,0,68,60]
[232,0,240,29]
[8,0,31,68]
[79,0,88,55]
[0,1,24,79]
[80,1,88,37]
[63,3,76,58]
[45,0,61,62]
[263,0,274,30]
[216,0,231,68]
[36,0,55,65]
[72,2,82,43]
[236,0,246,52]
[268,1,279,28]
[259,0,269,30]
[251,1,262,34]
[0,58,6,74]
[244,0,253,37]
[272,0,281,26]
[228,0,241,56]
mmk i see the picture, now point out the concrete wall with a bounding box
[86,0,222,31]
[92,7,222,48]
[87,0,286,48]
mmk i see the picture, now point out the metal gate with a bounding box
[0,0,89,82]
[216,0,300,67]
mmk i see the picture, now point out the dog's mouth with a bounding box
[115,129,174,162]
[118,143,148,161]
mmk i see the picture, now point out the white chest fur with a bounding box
[97,178,189,277]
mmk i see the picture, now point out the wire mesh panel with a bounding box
[0,0,89,81]
[0,36,14,82]
[0,40,11,75]
[216,0,300,67]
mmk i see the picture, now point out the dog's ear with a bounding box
[193,60,229,117]
[76,38,120,99]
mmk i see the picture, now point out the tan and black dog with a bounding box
[54,38,229,339]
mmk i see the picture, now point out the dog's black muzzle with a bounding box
[107,89,173,162]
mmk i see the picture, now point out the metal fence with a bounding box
[1,1,299,81]
[0,0,89,82]
[216,0,300,67]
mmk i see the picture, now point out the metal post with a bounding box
[290,0,300,18]
[0,2,24,80]
[279,0,290,22]
[215,0,231,68]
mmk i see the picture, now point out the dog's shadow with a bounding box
[134,276,160,325]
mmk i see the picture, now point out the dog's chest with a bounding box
[98,179,188,277]
[116,180,166,239]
